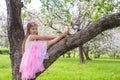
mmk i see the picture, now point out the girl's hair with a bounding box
[21,22,38,54]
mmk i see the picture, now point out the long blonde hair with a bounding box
[21,22,38,54]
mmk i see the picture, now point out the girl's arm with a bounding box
[29,35,56,41]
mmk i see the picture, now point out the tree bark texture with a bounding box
[79,46,85,64]
[83,47,91,60]
[5,0,24,80]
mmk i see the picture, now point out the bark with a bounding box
[79,46,85,64]
[67,52,71,58]
[5,0,24,80]
[83,47,91,60]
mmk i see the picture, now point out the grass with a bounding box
[0,55,11,80]
[1,54,120,80]
[0,48,9,50]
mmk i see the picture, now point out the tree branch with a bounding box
[34,12,120,79]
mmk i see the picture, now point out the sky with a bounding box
[0,0,6,13]
[0,0,41,15]
[24,0,41,11]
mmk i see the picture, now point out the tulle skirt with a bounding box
[20,41,48,80]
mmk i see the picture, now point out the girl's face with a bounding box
[29,26,38,35]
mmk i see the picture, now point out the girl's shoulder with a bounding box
[29,35,36,41]
[26,35,32,42]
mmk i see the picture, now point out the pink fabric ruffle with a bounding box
[20,41,48,80]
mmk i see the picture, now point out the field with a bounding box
[0,55,120,80]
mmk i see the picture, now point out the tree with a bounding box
[39,0,120,63]
[5,0,24,80]
[5,0,120,80]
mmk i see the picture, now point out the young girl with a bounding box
[20,22,69,80]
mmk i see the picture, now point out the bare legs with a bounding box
[47,27,69,48]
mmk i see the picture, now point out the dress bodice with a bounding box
[25,35,34,51]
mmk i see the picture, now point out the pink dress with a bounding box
[19,35,48,80]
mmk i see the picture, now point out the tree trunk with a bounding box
[67,52,71,58]
[5,0,24,80]
[83,47,91,60]
[79,46,85,64]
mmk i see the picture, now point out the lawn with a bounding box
[0,54,120,80]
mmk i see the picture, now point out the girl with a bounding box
[20,22,69,80]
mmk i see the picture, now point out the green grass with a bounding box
[0,55,11,80]
[1,55,120,80]
[0,48,9,50]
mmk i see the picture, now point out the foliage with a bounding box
[90,0,116,20]
[77,0,118,21]
[39,0,73,25]
[22,0,120,25]
[0,48,9,54]
[21,0,120,34]
[87,29,120,58]
[0,25,9,48]
[23,0,32,4]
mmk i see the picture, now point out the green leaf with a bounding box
[22,13,27,19]
[85,0,91,2]
[24,0,32,4]
[41,8,45,14]
[66,19,72,24]
[81,9,90,16]
[91,11,99,21]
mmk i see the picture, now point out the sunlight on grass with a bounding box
[0,55,11,80]
[1,54,120,80]
[37,57,120,80]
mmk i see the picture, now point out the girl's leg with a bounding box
[47,27,69,48]
[47,35,63,48]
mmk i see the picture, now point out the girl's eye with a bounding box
[31,27,37,30]
[33,28,36,30]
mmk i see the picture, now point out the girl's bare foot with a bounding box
[60,27,69,37]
